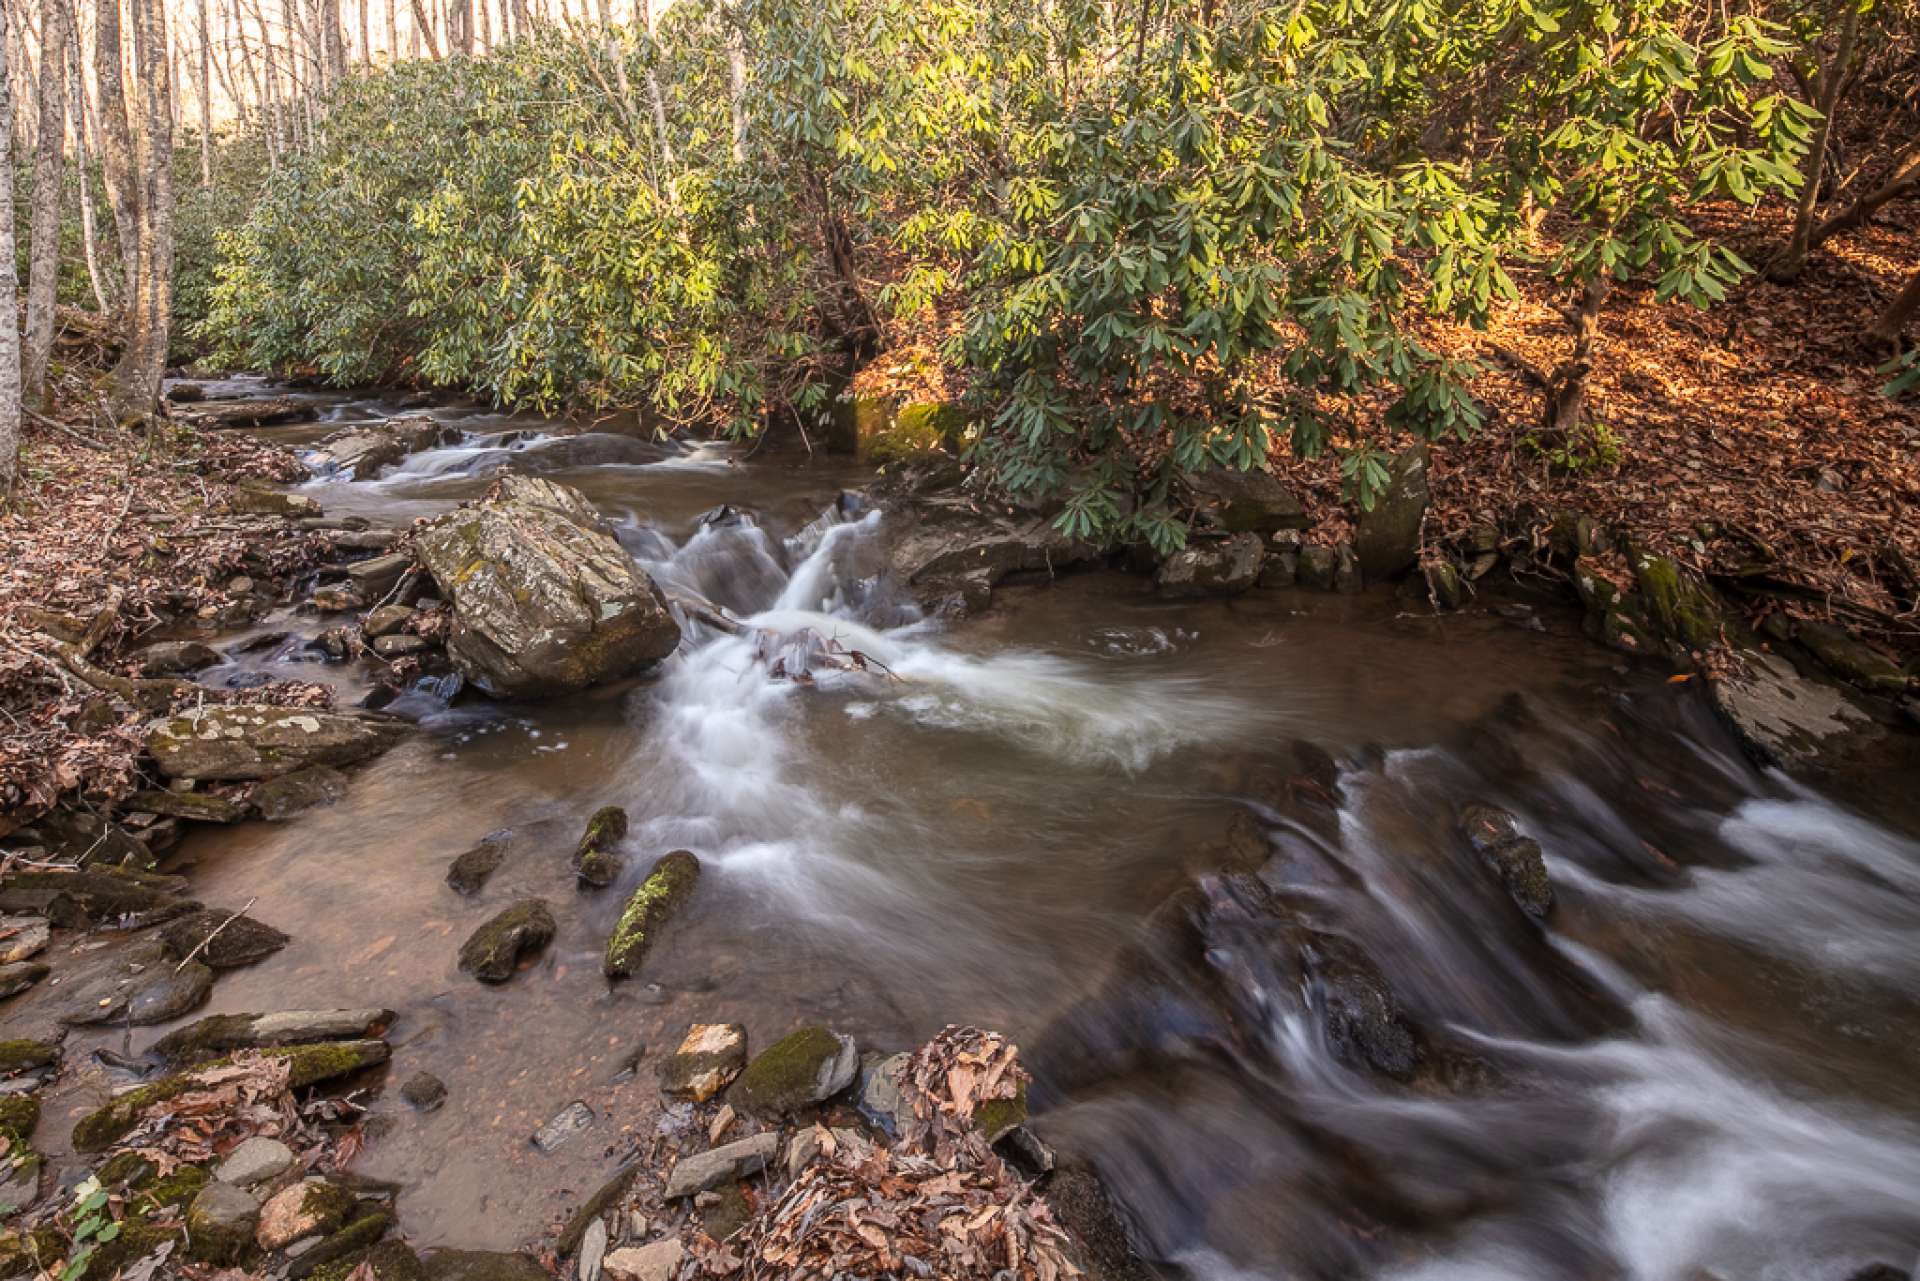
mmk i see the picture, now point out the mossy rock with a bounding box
[458,900,555,983]
[571,806,627,891]
[0,1096,39,1141]
[309,1239,425,1281]
[419,1249,551,1281]
[289,1206,395,1280]
[0,1228,63,1281]
[158,908,290,969]
[1795,621,1909,693]
[185,1178,259,1266]
[0,1040,57,1077]
[72,1040,389,1151]
[869,402,967,462]
[1628,544,1726,652]
[972,1079,1029,1143]
[602,852,699,980]
[700,1181,753,1241]
[728,1025,857,1116]
[71,1222,174,1281]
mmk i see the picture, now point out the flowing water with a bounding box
[39,394,1920,1279]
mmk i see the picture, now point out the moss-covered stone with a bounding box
[0,1096,39,1141]
[699,1181,753,1241]
[0,1228,62,1280]
[728,1025,857,1116]
[1795,620,1909,693]
[185,1179,259,1266]
[458,900,555,983]
[602,851,699,980]
[308,1239,424,1281]
[0,1040,57,1077]
[419,1249,551,1281]
[288,1207,395,1280]
[140,1164,212,1211]
[972,1079,1029,1143]
[571,806,627,891]
[71,1041,389,1151]
[1629,544,1725,652]
[71,1222,174,1281]
[158,909,291,969]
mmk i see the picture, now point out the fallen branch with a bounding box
[174,897,259,973]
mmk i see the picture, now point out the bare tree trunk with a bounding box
[1869,266,1920,347]
[358,0,370,62]
[725,5,746,164]
[107,0,174,424]
[409,0,438,56]
[0,0,22,495]
[196,0,213,181]
[383,0,396,58]
[449,0,472,55]
[96,0,141,316]
[67,19,111,314]
[23,0,71,408]
[510,0,528,37]
[321,0,347,85]
[1542,278,1610,442]
[1769,0,1860,283]
[477,0,491,52]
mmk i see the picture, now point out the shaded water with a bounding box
[43,397,1920,1278]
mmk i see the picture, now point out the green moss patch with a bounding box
[572,806,628,890]
[602,851,700,979]
[0,1040,57,1077]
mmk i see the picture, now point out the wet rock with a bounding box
[603,852,699,979]
[188,1180,262,1266]
[446,831,513,895]
[1353,443,1429,580]
[364,605,417,638]
[1297,544,1338,590]
[124,788,247,824]
[884,495,1101,615]
[1458,805,1553,918]
[577,1218,608,1281]
[73,1041,390,1150]
[330,529,401,553]
[311,587,366,612]
[310,417,457,481]
[1333,543,1363,593]
[0,866,194,929]
[0,1039,57,1077]
[662,1131,780,1199]
[558,1165,641,1255]
[572,806,628,890]
[287,1207,397,1280]
[1044,1163,1157,1281]
[57,938,212,1026]
[1421,559,1466,610]
[159,908,290,968]
[345,552,413,597]
[0,962,48,1000]
[150,1008,394,1066]
[1187,465,1308,534]
[416,477,681,698]
[1795,621,1908,693]
[729,1026,857,1116]
[217,1136,297,1187]
[421,1249,551,1281]
[459,900,555,983]
[1258,550,1298,589]
[658,1022,748,1102]
[134,640,221,675]
[1155,533,1264,598]
[400,1072,446,1112]
[858,1052,914,1136]
[1628,543,1726,652]
[147,704,406,782]
[1304,931,1419,1080]
[371,634,429,659]
[1708,650,1877,771]
[700,1181,753,1241]
[603,1240,683,1281]
[0,915,49,965]
[258,1178,355,1251]
[531,1101,594,1153]
[252,765,351,821]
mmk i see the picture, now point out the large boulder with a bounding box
[885,495,1101,616]
[1155,533,1264,597]
[1353,443,1429,579]
[1187,465,1308,534]
[416,477,681,697]
[1708,650,1878,771]
[308,417,457,481]
[147,705,405,782]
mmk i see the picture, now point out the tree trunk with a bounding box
[1805,154,1920,256]
[1768,0,1860,283]
[1542,278,1610,442]
[96,0,141,323]
[23,0,71,409]
[194,0,212,182]
[322,0,347,85]
[67,20,111,314]
[0,0,22,496]
[725,6,746,164]
[384,0,396,60]
[106,0,174,425]
[449,0,472,55]
[409,0,438,56]
[1869,266,1920,347]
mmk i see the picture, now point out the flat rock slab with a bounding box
[159,908,291,969]
[1708,650,1878,771]
[531,1101,593,1153]
[252,766,351,821]
[150,1007,394,1066]
[662,1131,780,1200]
[218,1136,298,1187]
[57,940,212,1026]
[604,1240,683,1281]
[148,705,406,782]
[0,915,49,965]
[0,961,49,1001]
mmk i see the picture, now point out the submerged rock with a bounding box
[657,1022,748,1102]
[572,807,628,890]
[400,1072,447,1112]
[146,705,405,782]
[309,417,458,481]
[1304,931,1420,1080]
[1708,650,1877,771]
[1155,533,1264,598]
[603,852,700,980]
[1458,805,1553,918]
[0,961,48,1001]
[1353,442,1429,580]
[415,477,681,698]
[459,900,556,983]
[728,1026,858,1115]
[531,1101,594,1152]
[252,766,350,821]
[447,831,513,896]
[159,909,291,969]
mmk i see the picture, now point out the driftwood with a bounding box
[178,397,318,430]
[666,592,899,683]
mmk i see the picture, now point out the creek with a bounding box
[69,387,1920,1279]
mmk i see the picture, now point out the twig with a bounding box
[174,897,259,973]
[24,404,115,451]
